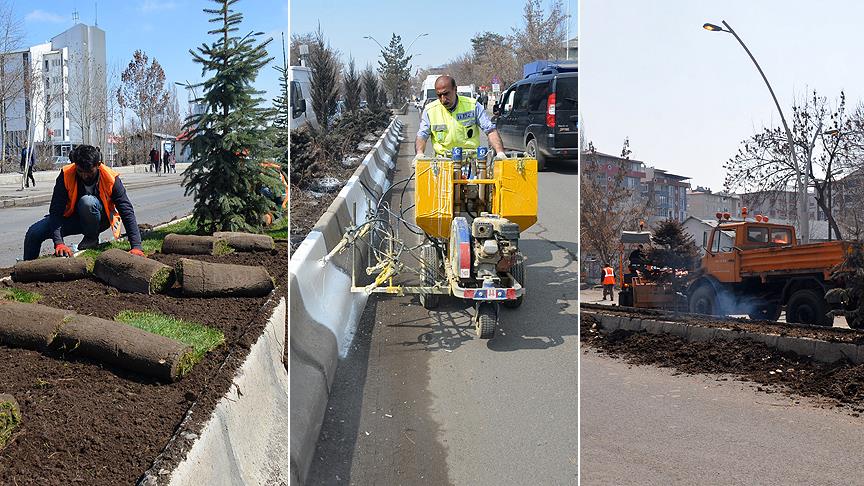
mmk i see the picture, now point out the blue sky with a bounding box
[581,0,864,191]
[17,0,287,112]
[290,0,577,75]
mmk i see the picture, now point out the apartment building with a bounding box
[3,23,106,157]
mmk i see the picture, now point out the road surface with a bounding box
[308,108,578,485]
[0,180,193,267]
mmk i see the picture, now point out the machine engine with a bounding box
[471,213,520,280]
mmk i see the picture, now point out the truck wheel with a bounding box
[419,245,440,310]
[476,303,497,339]
[748,303,781,322]
[503,259,524,309]
[526,138,547,171]
[787,289,832,327]
[689,285,722,316]
[618,287,633,307]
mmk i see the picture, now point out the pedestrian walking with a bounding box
[168,151,176,173]
[149,147,159,173]
[163,149,170,174]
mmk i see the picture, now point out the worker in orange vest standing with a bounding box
[602,263,616,301]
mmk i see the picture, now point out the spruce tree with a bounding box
[647,220,699,271]
[343,57,361,112]
[377,34,411,105]
[183,0,274,232]
[273,33,289,164]
[361,66,379,109]
[308,26,339,131]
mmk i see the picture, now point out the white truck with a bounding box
[419,74,441,111]
[290,66,318,131]
[457,84,476,99]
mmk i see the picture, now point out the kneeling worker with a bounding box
[23,145,145,260]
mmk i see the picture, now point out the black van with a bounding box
[493,65,577,170]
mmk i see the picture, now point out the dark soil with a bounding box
[581,312,864,415]
[0,242,288,486]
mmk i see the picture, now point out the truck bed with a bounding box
[739,241,847,276]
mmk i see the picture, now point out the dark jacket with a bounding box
[46,169,142,248]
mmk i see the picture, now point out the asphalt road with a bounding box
[309,108,578,484]
[581,348,864,485]
[0,181,193,266]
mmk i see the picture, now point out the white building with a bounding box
[3,23,106,157]
[686,187,741,221]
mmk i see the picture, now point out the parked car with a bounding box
[51,155,70,167]
[493,63,577,170]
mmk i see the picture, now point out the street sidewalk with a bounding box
[0,163,190,209]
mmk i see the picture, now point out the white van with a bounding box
[457,84,476,99]
[290,66,319,131]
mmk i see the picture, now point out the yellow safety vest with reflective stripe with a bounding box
[426,95,481,155]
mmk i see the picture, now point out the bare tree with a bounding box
[0,2,24,172]
[511,0,567,67]
[120,50,170,150]
[726,90,854,240]
[20,61,63,188]
[580,139,648,269]
[66,50,107,148]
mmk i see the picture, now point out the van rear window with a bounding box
[556,76,577,110]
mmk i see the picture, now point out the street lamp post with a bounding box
[704,20,809,243]
[362,35,386,51]
[405,33,428,56]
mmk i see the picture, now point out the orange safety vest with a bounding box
[602,266,615,285]
[62,164,123,239]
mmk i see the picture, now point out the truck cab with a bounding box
[703,219,796,283]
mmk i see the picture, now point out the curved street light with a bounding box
[405,33,428,55]
[362,35,386,51]
[704,20,809,242]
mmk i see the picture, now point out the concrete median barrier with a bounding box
[289,116,404,484]
[583,309,864,366]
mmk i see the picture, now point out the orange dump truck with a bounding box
[630,217,850,327]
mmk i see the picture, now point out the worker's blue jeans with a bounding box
[23,195,108,260]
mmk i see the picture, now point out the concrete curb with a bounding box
[583,310,864,365]
[165,298,288,485]
[289,116,404,485]
[0,162,192,186]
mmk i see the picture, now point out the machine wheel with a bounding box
[476,303,497,339]
[787,289,832,326]
[689,285,722,316]
[503,259,524,309]
[525,138,547,171]
[618,287,633,307]
[748,302,781,322]
[419,245,440,310]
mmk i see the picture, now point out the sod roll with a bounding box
[213,231,275,251]
[11,257,91,283]
[0,300,71,350]
[0,394,21,448]
[92,249,174,294]
[162,234,230,255]
[52,314,196,382]
[176,258,275,297]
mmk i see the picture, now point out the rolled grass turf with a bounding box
[11,257,92,283]
[0,300,71,350]
[213,231,275,251]
[0,394,21,448]
[92,249,174,294]
[161,234,231,255]
[175,258,274,297]
[52,314,195,382]
[0,300,195,382]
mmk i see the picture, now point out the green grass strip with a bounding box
[1,288,42,303]
[0,399,21,448]
[265,217,287,240]
[115,311,225,369]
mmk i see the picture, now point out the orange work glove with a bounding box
[129,248,145,257]
[54,243,73,257]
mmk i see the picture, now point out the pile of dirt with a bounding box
[581,314,864,413]
[0,243,288,485]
